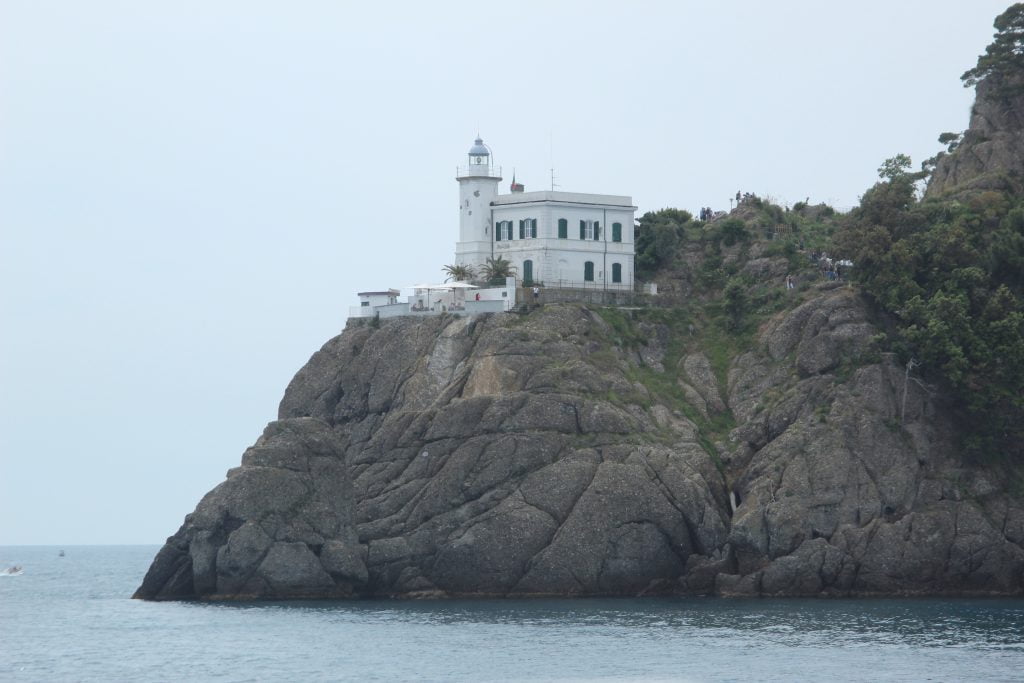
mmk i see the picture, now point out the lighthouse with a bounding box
[455,137,502,270]
[452,136,636,290]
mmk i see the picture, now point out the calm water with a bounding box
[1,546,1023,681]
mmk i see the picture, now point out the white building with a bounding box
[356,289,400,310]
[349,279,516,319]
[455,137,636,290]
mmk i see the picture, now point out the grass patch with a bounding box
[588,305,744,459]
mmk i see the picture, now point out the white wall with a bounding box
[456,174,500,268]
[489,203,635,289]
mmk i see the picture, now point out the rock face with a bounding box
[135,293,1024,600]
[926,72,1024,198]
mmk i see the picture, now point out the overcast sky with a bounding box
[0,1,1012,545]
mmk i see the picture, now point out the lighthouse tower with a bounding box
[455,137,501,270]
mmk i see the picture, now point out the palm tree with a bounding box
[480,256,515,284]
[442,263,475,282]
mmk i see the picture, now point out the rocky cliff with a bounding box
[135,285,1024,600]
[926,71,1024,198]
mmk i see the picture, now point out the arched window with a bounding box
[558,218,567,239]
[612,222,622,242]
[584,261,594,282]
[612,263,622,283]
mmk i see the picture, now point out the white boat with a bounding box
[2,566,23,576]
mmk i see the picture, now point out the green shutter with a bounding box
[495,222,501,241]
[558,218,567,239]
[612,263,622,283]
[594,221,600,240]
[584,261,594,281]
[580,220,586,240]
[613,222,621,242]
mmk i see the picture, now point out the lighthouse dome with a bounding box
[468,138,489,156]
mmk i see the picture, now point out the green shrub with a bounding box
[717,218,748,247]
[723,278,748,331]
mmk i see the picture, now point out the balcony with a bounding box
[456,165,502,179]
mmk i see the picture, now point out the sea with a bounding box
[1,546,1023,682]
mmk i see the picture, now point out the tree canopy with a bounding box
[962,3,1024,89]
[442,263,475,282]
[835,171,1024,459]
[877,154,913,182]
[480,256,515,283]
[635,208,691,275]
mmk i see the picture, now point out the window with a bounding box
[558,218,567,239]
[578,220,601,240]
[516,222,540,240]
[361,301,370,307]
[523,259,533,285]
[584,261,594,282]
[496,220,513,241]
[612,263,622,283]
[518,218,537,239]
[612,222,622,242]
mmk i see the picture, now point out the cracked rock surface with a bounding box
[135,297,1024,600]
[926,72,1024,198]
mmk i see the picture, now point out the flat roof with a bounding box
[492,190,634,208]
[357,289,400,296]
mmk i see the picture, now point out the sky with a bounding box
[0,0,1013,545]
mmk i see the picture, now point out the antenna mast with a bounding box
[549,130,560,191]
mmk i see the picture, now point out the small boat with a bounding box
[2,566,23,576]
[59,550,65,557]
